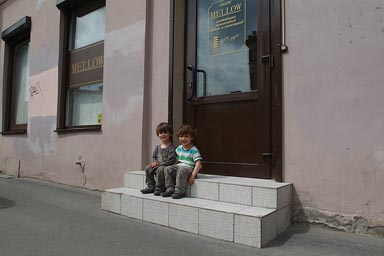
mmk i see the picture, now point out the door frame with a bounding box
[168,0,283,181]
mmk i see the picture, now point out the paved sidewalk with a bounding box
[0,177,383,256]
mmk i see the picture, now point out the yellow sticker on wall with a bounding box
[97,114,102,124]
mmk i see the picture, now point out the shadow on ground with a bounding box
[0,196,16,209]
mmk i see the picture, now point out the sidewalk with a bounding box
[0,177,383,256]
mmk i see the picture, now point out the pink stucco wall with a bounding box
[0,0,170,190]
[284,0,384,221]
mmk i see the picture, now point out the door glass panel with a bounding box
[197,0,258,97]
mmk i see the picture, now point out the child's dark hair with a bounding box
[156,122,173,136]
[176,124,196,140]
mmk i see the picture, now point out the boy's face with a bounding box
[178,134,193,148]
[158,131,171,144]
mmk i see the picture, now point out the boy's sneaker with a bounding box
[160,190,174,197]
[140,187,155,194]
[153,189,162,196]
[171,192,185,199]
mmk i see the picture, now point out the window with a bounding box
[56,0,105,131]
[1,16,31,134]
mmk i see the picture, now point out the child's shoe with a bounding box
[160,190,174,197]
[140,187,155,194]
[171,192,185,199]
[154,186,165,196]
[154,189,162,196]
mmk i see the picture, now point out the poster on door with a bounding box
[208,0,246,56]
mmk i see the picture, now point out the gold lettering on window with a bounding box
[69,41,104,88]
[71,55,104,75]
[210,3,242,19]
[208,0,246,55]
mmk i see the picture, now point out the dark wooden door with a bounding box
[184,0,272,178]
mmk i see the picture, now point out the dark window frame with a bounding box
[56,0,105,133]
[1,16,31,135]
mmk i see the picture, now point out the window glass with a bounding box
[12,41,29,125]
[66,83,103,126]
[196,0,257,96]
[74,7,105,49]
[65,3,105,127]
[1,16,30,132]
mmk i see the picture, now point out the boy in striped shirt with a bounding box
[161,124,202,199]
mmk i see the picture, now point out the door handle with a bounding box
[196,69,207,97]
[187,65,196,101]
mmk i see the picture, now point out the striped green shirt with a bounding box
[176,145,202,168]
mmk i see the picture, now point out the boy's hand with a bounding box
[188,160,201,185]
[188,174,196,185]
[150,162,158,168]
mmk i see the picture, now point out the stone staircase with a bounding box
[101,171,292,248]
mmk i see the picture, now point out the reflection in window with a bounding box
[64,1,105,127]
[66,83,103,126]
[1,16,31,133]
[12,42,29,125]
[196,0,257,96]
[73,7,105,49]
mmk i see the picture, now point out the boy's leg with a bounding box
[161,165,178,197]
[154,166,166,195]
[172,166,193,198]
[141,164,156,193]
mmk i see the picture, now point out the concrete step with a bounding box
[102,187,290,248]
[102,171,292,248]
[124,171,291,210]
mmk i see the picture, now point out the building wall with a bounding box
[284,0,384,232]
[1,0,383,234]
[0,0,171,190]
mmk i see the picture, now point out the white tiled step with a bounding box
[124,171,292,210]
[102,187,290,248]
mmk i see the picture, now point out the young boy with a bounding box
[161,124,202,199]
[140,122,176,195]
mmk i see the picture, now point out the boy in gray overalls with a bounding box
[140,122,176,195]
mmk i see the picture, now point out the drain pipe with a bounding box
[281,0,288,52]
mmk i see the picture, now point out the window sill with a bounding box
[55,125,102,134]
[1,129,27,135]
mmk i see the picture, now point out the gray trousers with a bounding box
[144,165,166,190]
[164,165,193,194]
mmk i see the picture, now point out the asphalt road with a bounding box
[0,177,383,256]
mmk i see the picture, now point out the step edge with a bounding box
[103,188,277,218]
[124,171,291,189]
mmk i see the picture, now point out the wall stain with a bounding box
[76,156,87,187]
